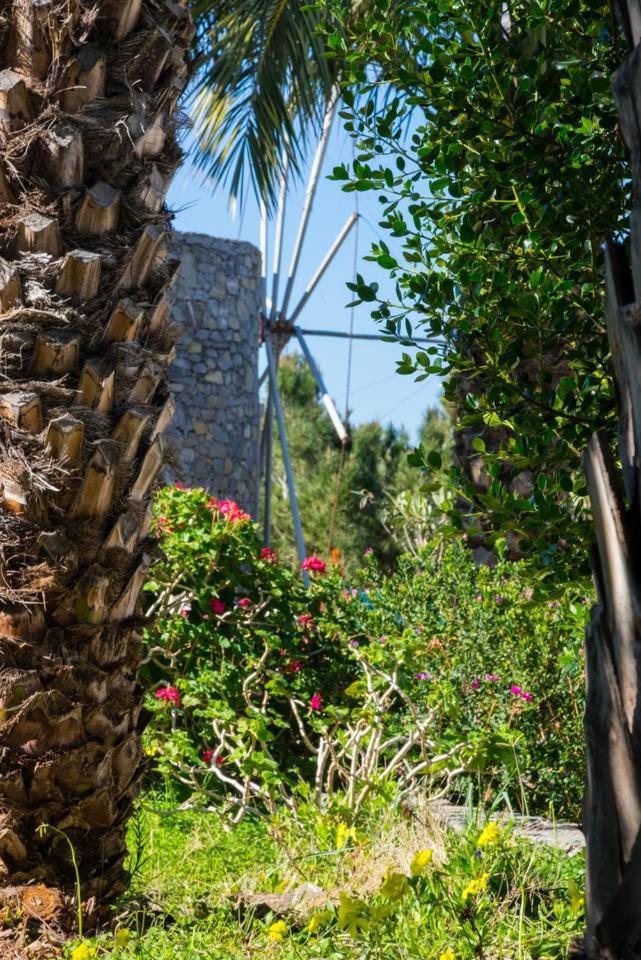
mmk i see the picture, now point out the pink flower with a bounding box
[310,692,322,711]
[474,593,483,601]
[175,481,187,490]
[261,546,277,563]
[285,660,303,674]
[180,608,189,618]
[207,497,218,510]
[415,671,430,681]
[211,598,226,615]
[301,556,326,573]
[485,673,500,683]
[217,499,251,523]
[364,547,374,555]
[297,613,313,628]
[510,685,533,702]
[202,749,225,766]
[495,594,504,605]
[155,686,180,707]
[521,587,533,601]
[349,639,359,649]
[236,597,251,608]
[471,677,480,690]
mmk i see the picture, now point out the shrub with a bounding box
[144,487,589,820]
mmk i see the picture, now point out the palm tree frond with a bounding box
[189,0,340,210]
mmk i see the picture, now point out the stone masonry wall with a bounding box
[168,232,261,513]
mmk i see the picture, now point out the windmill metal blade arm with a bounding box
[288,212,359,325]
[265,336,309,585]
[294,326,348,444]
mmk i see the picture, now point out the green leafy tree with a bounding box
[321,0,626,581]
[267,354,447,570]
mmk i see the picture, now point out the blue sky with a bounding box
[167,120,441,442]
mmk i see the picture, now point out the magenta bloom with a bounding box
[236,597,251,608]
[285,660,303,674]
[180,608,189,618]
[471,677,480,690]
[510,684,533,702]
[297,613,313,627]
[495,594,504,605]
[415,671,430,681]
[211,597,226,615]
[261,546,277,562]
[349,639,359,649]
[364,547,374,555]
[310,692,322,711]
[485,673,500,683]
[217,499,251,523]
[474,593,483,601]
[155,686,181,707]
[301,556,327,573]
[202,749,224,766]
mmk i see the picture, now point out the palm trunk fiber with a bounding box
[0,0,191,932]
[582,3,641,957]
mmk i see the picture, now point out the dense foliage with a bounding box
[76,793,585,960]
[144,485,589,819]
[321,0,626,579]
[267,354,451,570]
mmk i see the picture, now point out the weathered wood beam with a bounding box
[100,0,142,41]
[129,437,165,500]
[78,362,115,413]
[103,299,142,343]
[0,163,15,204]
[111,555,151,620]
[0,258,22,310]
[15,213,62,256]
[112,409,148,461]
[0,392,42,433]
[38,122,84,189]
[150,396,175,440]
[61,45,106,113]
[119,225,166,290]
[71,441,118,518]
[128,359,161,404]
[30,334,79,376]
[56,249,101,299]
[47,415,84,461]
[0,70,31,134]
[76,181,121,235]
[131,164,168,212]
[11,0,54,80]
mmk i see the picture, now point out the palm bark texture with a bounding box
[0,0,191,919]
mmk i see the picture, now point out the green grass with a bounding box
[74,789,585,960]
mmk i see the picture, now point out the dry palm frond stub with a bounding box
[0,0,193,932]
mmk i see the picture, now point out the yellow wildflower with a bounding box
[114,928,131,948]
[439,950,455,960]
[477,821,501,847]
[461,872,490,901]
[308,908,333,933]
[337,892,370,937]
[267,919,288,942]
[336,822,357,849]
[568,878,585,914]
[410,848,434,876]
[380,870,408,902]
[70,945,96,960]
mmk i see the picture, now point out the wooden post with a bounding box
[581,6,641,955]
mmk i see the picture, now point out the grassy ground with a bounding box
[75,788,585,960]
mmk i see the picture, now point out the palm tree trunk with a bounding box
[0,0,191,924]
[580,2,641,956]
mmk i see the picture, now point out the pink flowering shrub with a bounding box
[143,488,589,818]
